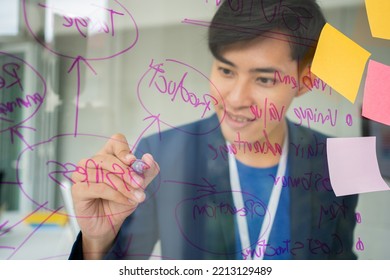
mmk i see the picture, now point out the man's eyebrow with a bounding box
[250,67,281,74]
[216,55,283,74]
[215,55,236,67]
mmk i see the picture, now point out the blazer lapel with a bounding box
[287,121,312,260]
[204,115,237,259]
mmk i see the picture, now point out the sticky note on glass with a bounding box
[362,60,390,126]
[365,0,390,40]
[311,23,371,104]
[327,137,389,196]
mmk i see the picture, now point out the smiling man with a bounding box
[69,0,358,260]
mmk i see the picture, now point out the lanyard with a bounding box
[228,133,288,260]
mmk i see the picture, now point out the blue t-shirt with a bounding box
[234,159,290,260]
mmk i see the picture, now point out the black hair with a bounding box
[208,0,326,65]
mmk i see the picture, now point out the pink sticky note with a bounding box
[327,137,389,196]
[362,60,390,126]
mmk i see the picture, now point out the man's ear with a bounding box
[297,64,318,97]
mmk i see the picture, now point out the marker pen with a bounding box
[131,159,149,175]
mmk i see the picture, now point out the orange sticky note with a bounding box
[311,23,371,103]
[365,0,390,40]
[362,60,390,126]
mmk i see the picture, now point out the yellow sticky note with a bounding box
[24,211,68,226]
[365,0,390,40]
[311,23,371,103]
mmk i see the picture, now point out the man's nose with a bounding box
[225,79,253,108]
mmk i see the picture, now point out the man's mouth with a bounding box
[226,112,256,123]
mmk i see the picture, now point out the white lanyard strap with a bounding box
[229,133,288,260]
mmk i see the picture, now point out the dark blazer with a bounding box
[69,114,358,260]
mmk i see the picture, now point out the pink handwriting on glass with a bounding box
[46,158,145,191]
[176,190,271,256]
[269,172,332,193]
[147,59,218,119]
[208,131,326,161]
[293,107,354,129]
[355,212,365,251]
[137,58,224,136]
[38,2,124,38]
[16,134,161,215]
[208,130,283,162]
[0,53,46,133]
[293,107,338,128]
[274,68,333,95]
[204,0,223,7]
[61,9,123,38]
[23,0,138,60]
[249,98,285,128]
[0,63,23,90]
[192,198,266,220]
[0,63,39,119]
[317,199,348,229]
[242,234,344,259]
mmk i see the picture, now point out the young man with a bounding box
[70,0,358,260]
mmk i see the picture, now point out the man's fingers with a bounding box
[72,168,145,201]
[72,182,145,207]
[72,155,145,190]
[98,133,134,165]
[141,153,160,185]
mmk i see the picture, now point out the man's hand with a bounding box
[71,134,159,259]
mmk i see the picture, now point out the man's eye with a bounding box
[257,77,275,85]
[218,67,232,76]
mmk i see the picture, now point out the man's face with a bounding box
[210,33,304,146]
